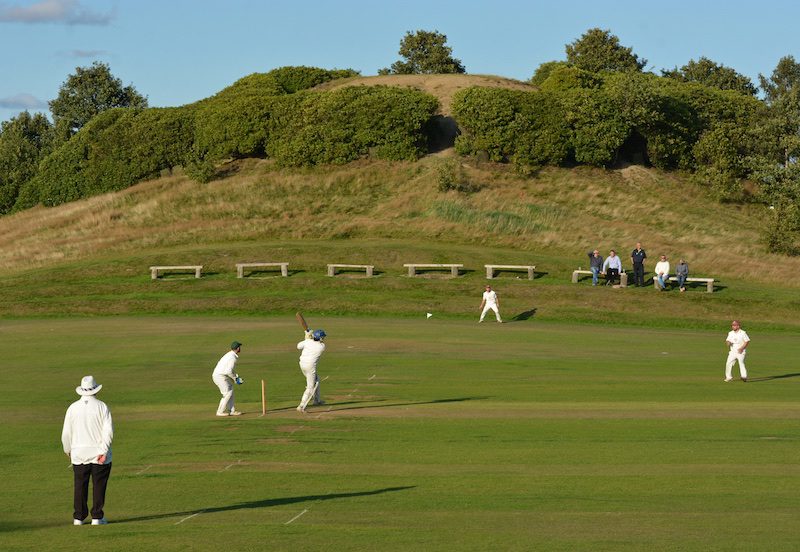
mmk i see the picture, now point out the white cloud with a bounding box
[0,93,48,109]
[69,48,109,57]
[0,0,113,25]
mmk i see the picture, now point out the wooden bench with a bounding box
[327,264,374,277]
[236,262,289,278]
[404,263,463,277]
[653,276,715,293]
[150,265,202,280]
[572,269,628,287]
[485,264,536,280]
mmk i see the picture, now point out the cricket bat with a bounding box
[295,312,309,332]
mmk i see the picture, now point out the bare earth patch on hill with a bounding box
[314,73,535,115]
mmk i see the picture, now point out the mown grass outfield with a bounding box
[2,315,799,551]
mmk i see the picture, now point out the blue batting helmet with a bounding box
[312,329,326,341]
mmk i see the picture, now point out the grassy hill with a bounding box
[1,156,798,327]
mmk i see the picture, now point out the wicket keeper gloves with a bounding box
[235,376,244,385]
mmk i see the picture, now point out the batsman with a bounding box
[295,312,326,413]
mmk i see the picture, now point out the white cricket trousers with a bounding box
[480,303,502,322]
[213,374,235,414]
[725,351,748,380]
[298,364,320,408]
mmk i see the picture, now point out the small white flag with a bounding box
[426,313,433,319]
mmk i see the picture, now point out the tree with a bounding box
[662,57,756,96]
[49,61,148,140]
[529,61,569,87]
[380,30,466,75]
[565,28,646,74]
[757,56,800,167]
[0,111,53,213]
[759,55,800,104]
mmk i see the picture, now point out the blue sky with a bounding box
[1,0,798,123]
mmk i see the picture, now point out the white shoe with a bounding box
[296,406,306,413]
[91,518,107,525]
[229,410,242,416]
[724,378,733,382]
[73,519,83,526]
[216,412,229,417]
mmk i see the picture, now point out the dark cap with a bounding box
[231,341,242,350]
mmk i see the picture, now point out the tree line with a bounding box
[0,29,798,254]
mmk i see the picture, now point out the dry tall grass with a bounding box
[0,157,797,286]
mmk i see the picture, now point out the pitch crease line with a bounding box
[285,508,308,525]
[135,465,152,475]
[175,511,203,525]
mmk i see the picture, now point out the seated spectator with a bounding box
[675,259,689,292]
[602,250,622,286]
[654,254,671,290]
[587,249,603,286]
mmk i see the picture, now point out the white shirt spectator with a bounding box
[655,260,670,276]
[603,255,622,272]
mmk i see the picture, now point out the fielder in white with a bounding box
[724,320,750,382]
[297,329,326,412]
[479,285,502,323]
[212,341,244,416]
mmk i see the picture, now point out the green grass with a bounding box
[2,316,799,551]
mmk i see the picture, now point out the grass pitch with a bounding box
[2,315,799,551]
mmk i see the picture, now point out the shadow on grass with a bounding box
[747,372,800,383]
[114,486,415,524]
[509,308,537,322]
[267,396,487,414]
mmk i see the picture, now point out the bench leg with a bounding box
[571,271,578,284]
[281,265,288,277]
[407,267,415,277]
[528,268,534,280]
[451,267,458,277]
[327,267,335,277]
[151,270,158,280]
[366,267,373,277]
[195,269,201,278]
[620,273,627,287]
[237,267,244,278]
[707,282,713,293]
[486,267,493,279]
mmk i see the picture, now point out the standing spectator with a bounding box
[297,329,327,412]
[724,320,750,382]
[654,255,671,290]
[212,341,244,417]
[62,375,114,526]
[602,250,622,285]
[675,259,689,292]
[587,249,604,286]
[479,284,503,322]
[630,242,647,287]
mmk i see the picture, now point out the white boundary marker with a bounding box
[284,509,309,525]
[175,511,203,525]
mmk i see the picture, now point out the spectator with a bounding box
[587,250,604,286]
[602,250,622,285]
[630,242,647,287]
[675,259,689,292]
[654,255,671,290]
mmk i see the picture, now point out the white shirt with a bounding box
[298,340,326,368]
[655,261,670,276]
[213,350,239,379]
[726,329,750,353]
[482,290,498,305]
[602,256,622,271]
[62,395,113,465]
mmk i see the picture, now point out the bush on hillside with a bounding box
[266,86,439,166]
[16,107,194,208]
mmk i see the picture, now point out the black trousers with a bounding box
[73,463,112,521]
[633,263,645,286]
[605,268,619,285]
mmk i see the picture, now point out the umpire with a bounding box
[62,375,114,526]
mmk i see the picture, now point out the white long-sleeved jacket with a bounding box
[62,395,113,465]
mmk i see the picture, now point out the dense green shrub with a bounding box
[16,107,194,208]
[266,86,438,166]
